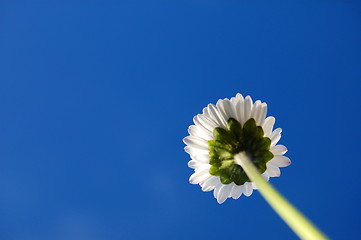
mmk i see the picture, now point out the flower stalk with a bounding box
[234,152,329,240]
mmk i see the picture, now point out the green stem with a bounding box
[234,152,329,240]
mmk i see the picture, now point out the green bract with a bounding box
[208,118,273,185]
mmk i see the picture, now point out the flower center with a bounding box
[208,118,273,185]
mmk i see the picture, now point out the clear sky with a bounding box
[0,1,360,240]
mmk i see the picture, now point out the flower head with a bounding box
[183,93,291,204]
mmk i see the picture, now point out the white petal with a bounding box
[251,100,261,123]
[183,136,208,150]
[217,184,233,204]
[213,182,223,199]
[188,160,197,169]
[265,164,280,177]
[230,96,237,105]
[202,106,212,119]
[230,93,244,105]
[243,182,253,197]
[189,169,211,184]
[269,156,291,167]
[188,125,212,141]
[184,146,208,156]
[270,145,288,155]
[244,96,253,122]
[262,116,275,137]
[188,160,209,169]
[220,99,236,120]
[216,100,230,124]
[270,128,282,147]
[202,106,222,127]
[201,108,209,118]
[201,176,219,192]
[256,103,267,126]
[197,114,218,132]
[193,116,213,136]
[188,125,197,136]
[235,93,245,101]
[235,99,245,125]
[194,154,210,163]
[230,184,243,199]
[207,104,227,129]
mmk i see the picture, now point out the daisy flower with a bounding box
[183,93,328,240]
[183,93,291,204]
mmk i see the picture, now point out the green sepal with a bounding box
[254,162,267,174]
[213,127,236,146]
[208,140,233,159]
[243,118,257,135]
[209,166,220,176]
[220,173,233,184]
[208,140,232,152]
[217,164,248,185]
[242,119,258,149]
[253,150,274,162]
[209,154,222,167]
[250,137,271,152]
[227,118,243,140]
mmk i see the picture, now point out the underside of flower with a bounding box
[184,93,291,203]
[209,118,273,185]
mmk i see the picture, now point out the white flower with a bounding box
[183,93,291,204]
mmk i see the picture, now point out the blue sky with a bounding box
[0,1,360,239]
